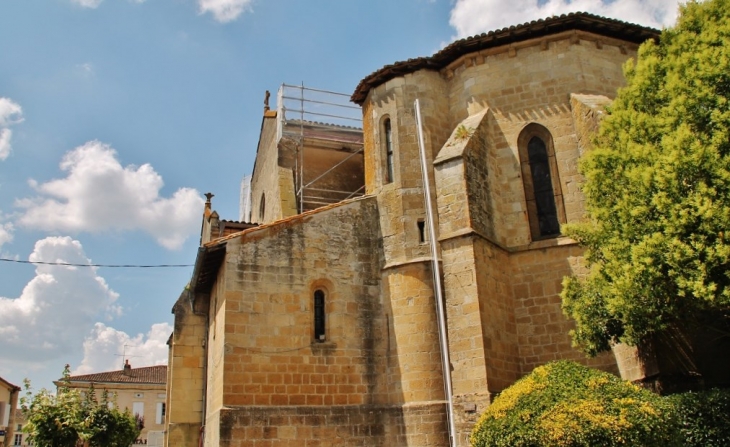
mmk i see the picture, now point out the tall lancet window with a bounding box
[518,124,565,240]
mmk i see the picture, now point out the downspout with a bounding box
[415,99,457,447]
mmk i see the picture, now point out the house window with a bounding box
[155,402,166,424]
[314,290,326,342]
[518,124,565,240]
[14,434,22,445]
[383,118,394,183]
[133,401,144,418]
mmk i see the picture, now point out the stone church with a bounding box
[165,13,661,447]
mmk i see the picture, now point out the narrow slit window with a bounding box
[417,219,426,243]
[259,193,266,221]
[384,118,394,183]
[314,290,326,342]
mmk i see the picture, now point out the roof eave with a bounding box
[189,242,227,302]
[351,12,660,105]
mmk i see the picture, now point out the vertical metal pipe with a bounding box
[414,99,457,447]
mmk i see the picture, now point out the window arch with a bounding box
[518,124,565,240]
[382,117,394,184]
[313,289,326,342]
[259,193,266,221]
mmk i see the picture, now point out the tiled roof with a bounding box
[351,12,659,104]
[0,376,20,391]
[64,365,167,385]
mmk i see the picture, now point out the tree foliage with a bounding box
[470,361,677,447]
[561,0,730,355]
[21,365,140,447]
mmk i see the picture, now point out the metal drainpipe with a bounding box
[415,99,457,447]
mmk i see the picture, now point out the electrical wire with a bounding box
[0,258,193,268]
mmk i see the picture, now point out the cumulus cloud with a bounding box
[0,97,24,160]
[0,237,120,368]
[73,322,171,375]
[198,0,253,22]
[449,0,681,39]
[15,141,204,250]
[71,0,103,8]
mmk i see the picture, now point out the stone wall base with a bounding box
[212,402,449,447]
[166,422,202,447]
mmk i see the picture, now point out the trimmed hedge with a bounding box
[470,361,678,447]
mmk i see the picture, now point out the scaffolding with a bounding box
[277,83,364,213]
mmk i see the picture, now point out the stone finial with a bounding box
[264,90,271,112]
[204,193,214,218]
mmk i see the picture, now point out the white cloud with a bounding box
[15,141,204,250]
[0,237,120,368]
[0,98,23,127]
[0,97,23,160]
[71,0,103,8]
[0,221,14,248]
[75,62,95,78]
[198,0,253,23]
[449,0,681,39]
[73,322,171,375]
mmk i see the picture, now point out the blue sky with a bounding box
[0,0,679,391]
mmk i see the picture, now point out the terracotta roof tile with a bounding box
[64,365,166,385]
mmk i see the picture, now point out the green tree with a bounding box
[470,361,677,447]
[21,365,140,447]
[561,0,730,355]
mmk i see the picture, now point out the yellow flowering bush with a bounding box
[470,361,677,447]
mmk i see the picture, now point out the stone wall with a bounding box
[511,243,618,375]
[198,196,401,447]
[165,295,207,447]
[215,403,448,447]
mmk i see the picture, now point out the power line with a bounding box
[0,258,193,268]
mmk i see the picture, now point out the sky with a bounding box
[0,0,681,392]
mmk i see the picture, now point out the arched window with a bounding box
[259,193,266,221]
[313,290,326,341]
[518,124,565,240]
[383,118,394,184]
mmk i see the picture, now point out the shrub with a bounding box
[668,388,730,447]
[470,361,678,447]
